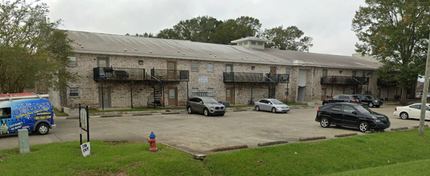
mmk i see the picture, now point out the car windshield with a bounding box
[365,95,374,100]
[201,97,219,104]
[355,105,374,114]
[351,96,359,99]
[270,99,284,105]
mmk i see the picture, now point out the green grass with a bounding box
[53,107,68,117]
[2,129,430,175]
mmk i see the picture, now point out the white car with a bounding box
[254,99,290,113]
[393,103,430,120]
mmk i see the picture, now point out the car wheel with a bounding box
[255,106,260,111]
[320,117,330,128]
[203,108,209,116]
[400,112,409,120]
[359,121,369,132]
[187,107,193,114]
[271,108,276,113]
[368,102,374,108]
[36,123,50,135]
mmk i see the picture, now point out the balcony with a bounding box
[93,67,146,81]
[377,79,397,86]
[150,69,189,82]
[321,76,369,85]
[223,72,289,83]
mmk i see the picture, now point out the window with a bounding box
[0,108,11,119]
[68,56,77,67]
[207,88,214,96]
[352,71,357,77]
[192,88,199,96]
[138,60,144,65]
[286,68,291,74]
[322,69,328,77]
[251,41,256,45]
[191,62,198,72]
[69,88,79,97]
[207,63,214,72]
[332,105,342,111]
[243,41,248,45]
[343,105,356,114]
[258,42,263,46]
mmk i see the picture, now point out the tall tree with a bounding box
[0,0,75,93]
[263,26,313,51]
[210,16,262,44]
[352,0,430,105]
[172,16,221,42]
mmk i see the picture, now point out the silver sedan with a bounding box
[254,99,290,113]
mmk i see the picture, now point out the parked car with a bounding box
[315,102,390,132]
[322,94,361,105]
[355,94,383,108]
[0,94,56,135]
[254,99,290,113]
[393,103,430,120]
[186,96,225,116]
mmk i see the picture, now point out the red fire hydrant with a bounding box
[148,132,158,152]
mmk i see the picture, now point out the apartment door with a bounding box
[97,57,110,79]
[225,64,234,81]
[167,61,177,79]
[99,87,111,108]
[168,87,178,106]
[226,88,234,104]
[269,66,277,81]
[321,88,326,101]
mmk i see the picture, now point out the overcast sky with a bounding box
[43,0,366,56]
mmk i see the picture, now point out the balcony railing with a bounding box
[377,79,397,86]
[150,69,189,82]
[223,72,289,83]
[93,67,146,81]
[321,76,369,85]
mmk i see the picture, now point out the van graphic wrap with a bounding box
[0,97,55,135]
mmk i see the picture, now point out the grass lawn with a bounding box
[1,129,430,175]
[53,107,68,117]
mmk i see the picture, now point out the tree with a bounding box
[352,0,430,105]
[210,16,262,44]
[263,26,313,51]
[172,16,221,42]
[0,0,75,93]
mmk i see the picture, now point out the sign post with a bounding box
[79,104,90,157]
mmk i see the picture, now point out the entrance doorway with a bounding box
[168,87,178,106]
[99,87,111,108]
[167,61,177,79]
[226,88,234,104]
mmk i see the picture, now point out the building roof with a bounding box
[66,30,381,70]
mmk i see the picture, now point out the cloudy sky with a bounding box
[43,0,366,56]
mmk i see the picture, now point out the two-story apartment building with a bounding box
[48,30,398,110]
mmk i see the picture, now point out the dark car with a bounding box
[315,102,390,132]
[355,94,383,108]
[186,96,225,116]
[322,94,361,105]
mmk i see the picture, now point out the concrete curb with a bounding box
[391,127,408,131]
[335,133,358,137]
[212,145,248,152]
[100,115,122,118]
[132,113,152,116]
[299,136,326,141]
[412,124,429,128]
[258,140,288,146]
[161,112,180,115]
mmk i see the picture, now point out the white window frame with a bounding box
[191,62,198,72]
[192,88,199,96]
[207,88,214,96]
[69,87,79,97]
[68,56,77,67]
[207,63,214,72]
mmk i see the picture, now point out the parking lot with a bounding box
[0,104,427,154]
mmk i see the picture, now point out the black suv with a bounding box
[355,94,383,108]
[322,94,361,105]
[186,96,225,116]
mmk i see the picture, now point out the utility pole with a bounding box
[419,32,430,136]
